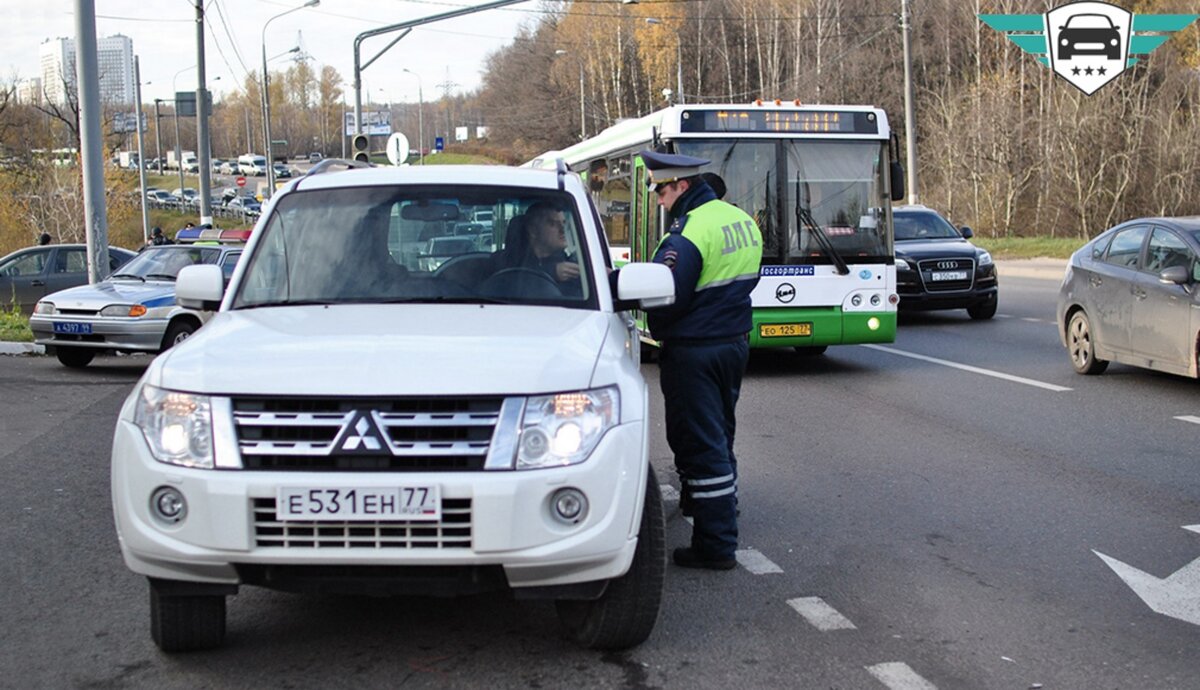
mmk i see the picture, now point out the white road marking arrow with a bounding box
[1093,525,1200,627]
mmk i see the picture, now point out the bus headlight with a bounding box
[517,387,619,469]
[851,294,863,307]
[133,385,214,469]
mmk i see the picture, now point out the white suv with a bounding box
[111,161,676,652]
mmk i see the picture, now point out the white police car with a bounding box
[30,229,247,368]
[109,160,676,652]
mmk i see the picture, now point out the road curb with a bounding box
[0,342,45,356]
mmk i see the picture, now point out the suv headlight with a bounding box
[977,250,993,267]
[517,387,619,469]
[895,258,911,271]
[133,385,214,468]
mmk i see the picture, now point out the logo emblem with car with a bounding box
[980,2,1196,95]
[775,283,796,303]
[333,411,387,454]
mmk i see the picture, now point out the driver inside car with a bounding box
[494,202,582,297]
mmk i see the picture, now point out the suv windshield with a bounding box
[894,210,962,240]
[231,186,594,308]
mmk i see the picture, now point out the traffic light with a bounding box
[352,134,370,163]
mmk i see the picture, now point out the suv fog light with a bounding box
[551,488,588,524]
[150,486,187,525]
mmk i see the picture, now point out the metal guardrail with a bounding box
[143,198,260,222]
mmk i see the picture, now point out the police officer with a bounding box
[639,151,762,570]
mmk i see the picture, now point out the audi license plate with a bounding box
[276,486,441,521]
[53,322,92,335]
[760,323,812,338]
[929,270,969,282]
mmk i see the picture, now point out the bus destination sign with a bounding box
[680,109,879,135]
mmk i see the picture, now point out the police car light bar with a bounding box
[176,228,252,243]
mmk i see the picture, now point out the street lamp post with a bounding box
[261,0,320,200]
[153,99,164,173]
[554,51,586,140]
[644,18,683,105]
[171,66,192,200]
[402,68,424,165]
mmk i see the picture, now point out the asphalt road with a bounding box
[2,273,1199,688]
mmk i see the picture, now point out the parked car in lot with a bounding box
[29,234,247,368]
[225,195,261,216]
[0,244,135,313]
[272,162,293,178]
[110,162,675,653]
[146,189,176,204]
[308,152,322,164]
[218,160,237,175]
[1057,216,1200,377]
[893,205,998,319]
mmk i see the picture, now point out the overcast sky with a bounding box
[3,0,538,106]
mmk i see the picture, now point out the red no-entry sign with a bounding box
[236,176,247,187]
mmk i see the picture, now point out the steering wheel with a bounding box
[479,267,562,299]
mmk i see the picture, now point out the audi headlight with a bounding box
[517,387,619,469]
[133,385,214,468]
[33,301,56,315]
[895,258,911,271]
[977,250,993,267]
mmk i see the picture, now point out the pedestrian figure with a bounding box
[150,227,171,246]
[638,151,763,570]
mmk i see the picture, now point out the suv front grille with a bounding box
[252,497,472,549]
[918,258,975,292]
[232,396,506,471]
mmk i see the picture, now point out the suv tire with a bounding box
[556,468,665,650]
[149,579,227,652]
[967,297,997,320]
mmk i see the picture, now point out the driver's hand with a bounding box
[555,262,580,282]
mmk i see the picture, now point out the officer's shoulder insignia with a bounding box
[670,216,689,234]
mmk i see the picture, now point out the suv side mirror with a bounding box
[177,264,226,311]
[960,226,974,239]
[614,263,675,311]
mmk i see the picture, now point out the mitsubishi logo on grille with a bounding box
[333,411,387,454]
[936,260,959,270]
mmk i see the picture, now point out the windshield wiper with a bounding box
[795,178,849,276]
[145,273,178,281]
[110,273,145,282]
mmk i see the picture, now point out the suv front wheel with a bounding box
[556,467,665,650]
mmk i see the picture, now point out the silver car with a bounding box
[1057,217,1200,377]
[0,244,135,314]
[30,243,242,368]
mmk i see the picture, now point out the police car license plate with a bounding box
[53,322,92,334]
[760,323,812,338]
[930,270,969,282]
[276,486,441,521]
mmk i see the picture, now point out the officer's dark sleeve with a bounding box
[646,233,702,323]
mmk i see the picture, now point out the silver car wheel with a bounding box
[1068,310,1108,375]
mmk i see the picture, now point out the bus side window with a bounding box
[594,156,631,247]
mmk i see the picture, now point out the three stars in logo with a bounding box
[1070,66,1108,76]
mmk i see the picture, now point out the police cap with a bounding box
[640,150,709,191]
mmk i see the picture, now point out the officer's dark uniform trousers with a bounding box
[647,181,762,561]
[660,336,747,559]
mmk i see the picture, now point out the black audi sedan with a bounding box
[893,205,998,320]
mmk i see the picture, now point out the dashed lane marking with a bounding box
[862,344,1072,392]
[786,597,857,631]
[1174,416,1200,426]
[865,662,938,690]
[736,548,783,574]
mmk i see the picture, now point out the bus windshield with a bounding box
[674,139,890,264]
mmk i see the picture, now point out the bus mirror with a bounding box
[890,161,905,202]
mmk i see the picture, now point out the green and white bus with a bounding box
[528,102,905,352]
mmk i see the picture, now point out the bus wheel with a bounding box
[794,346,827,356]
